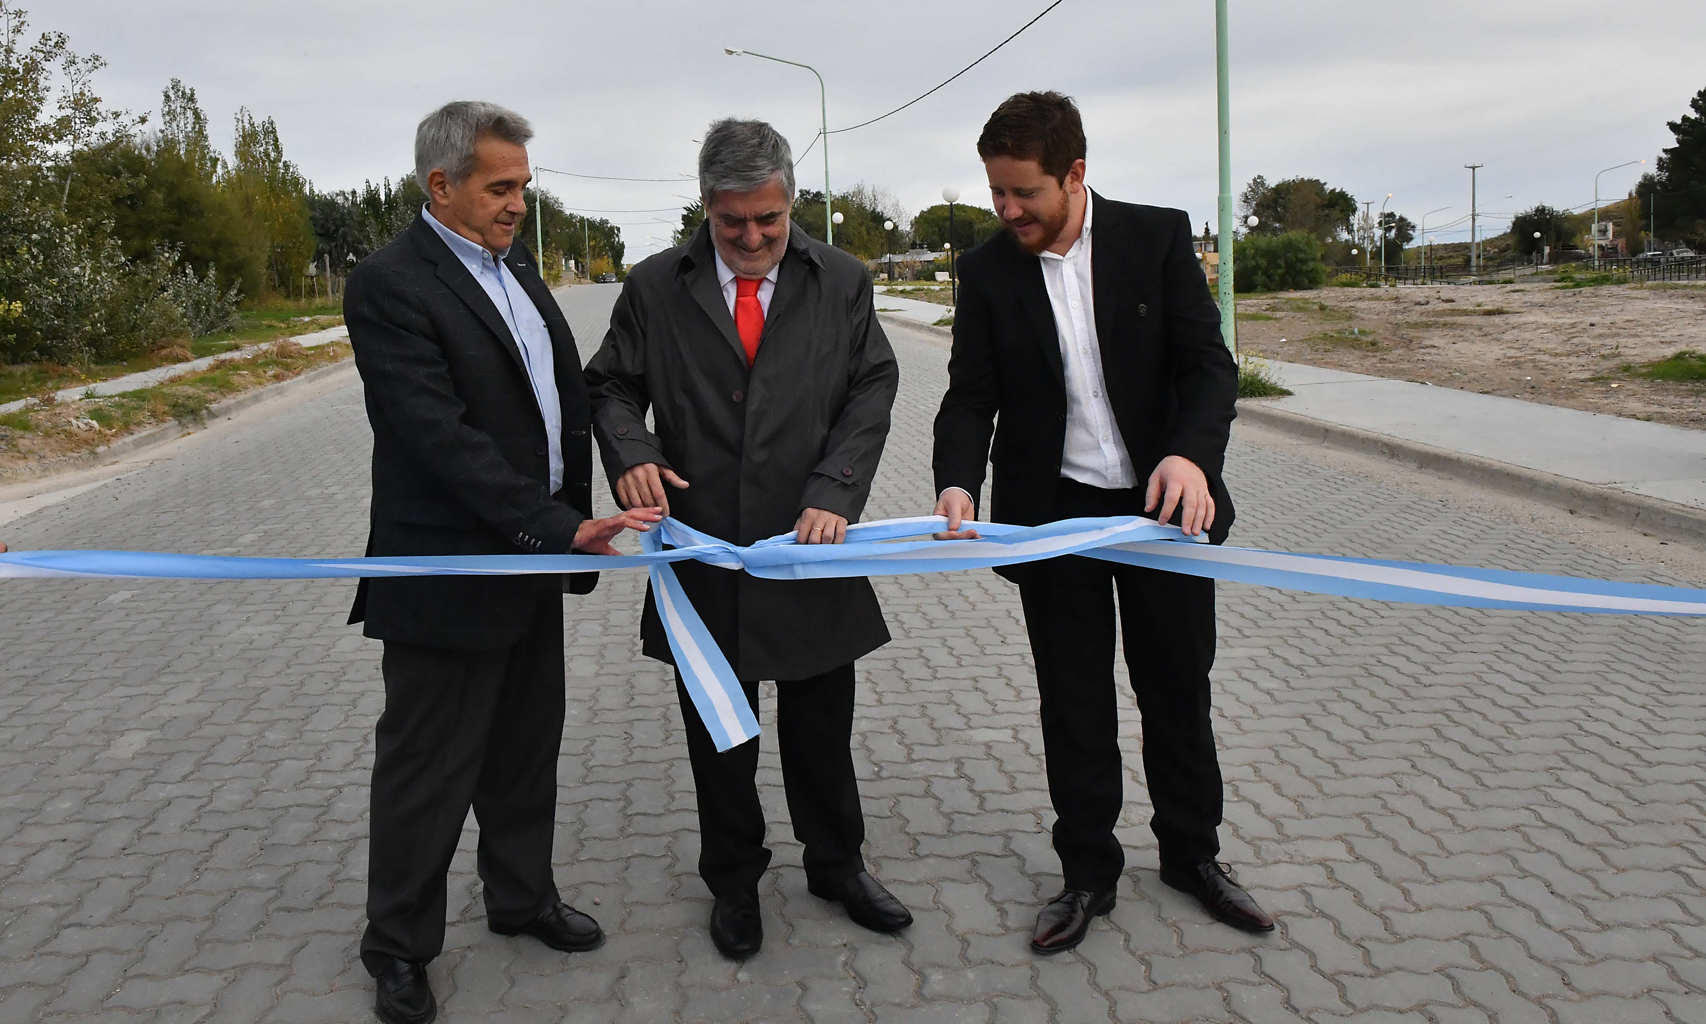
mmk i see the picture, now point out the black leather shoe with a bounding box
[373,957,435,1024]
[1030,888,1116,954]
[808,870,913,933]
[489,900,605,952]
[1160,860,1275,933]
[709,893,763,960]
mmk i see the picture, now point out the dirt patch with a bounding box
[1237,282,1706,429]
[0,341,351,479]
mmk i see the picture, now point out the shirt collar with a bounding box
[422,203,510,263]
[712,245,782,291]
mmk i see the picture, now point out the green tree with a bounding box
[1510,205,1573,257]
[672,200,704,246]
[910,202,1001,252]
[1239,176,1357,240]
[1377,212,1415,266]
[223,108,315,295]
[1233,231,1327,292]
[1652,85,1706,245]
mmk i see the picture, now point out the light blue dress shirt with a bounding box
[422,205,564,494]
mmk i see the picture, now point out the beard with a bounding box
[1006,188,1073,254]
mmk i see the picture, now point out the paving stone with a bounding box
[3,299,1705,1022]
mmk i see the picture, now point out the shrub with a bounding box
[162,259,241,337]
[1233,231,1327,293]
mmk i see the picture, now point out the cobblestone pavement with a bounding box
[2,283,1705,1022]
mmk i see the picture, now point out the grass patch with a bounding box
[1303,327,1379,350]
[1236,357,1291,398]
[0,298,342,405]
[1552,268,1621,290]
[1633,281,1706,291]
[933,313,955,327]
[880,286,955,307]
[1271,298,1351,320]
[1625,350,1706,382]
[0,410,33,432]
[1236,311,1278,322]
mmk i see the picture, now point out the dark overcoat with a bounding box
[345,213,596,651]
[585,222,898,680]
[932,193,1239,581]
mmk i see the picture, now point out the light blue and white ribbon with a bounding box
[5,515,1704,750]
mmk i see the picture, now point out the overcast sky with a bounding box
[37,0,1706,262]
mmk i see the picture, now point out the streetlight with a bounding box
[1533,229,1542,267]
[724,47,833,244]
[1592,159,1642,270]
[942,186,960,304]
[882,219,896,281]
[1246,215,1259,229]
[1418,205,1450,278]
[1378,192,1393,276]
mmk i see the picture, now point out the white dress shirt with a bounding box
[712,247,780,317]
[422,205,564,494]
[1041,190,1136,490]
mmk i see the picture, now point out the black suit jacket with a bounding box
[932,193,1237,578]
[345,213,596,651]
[586,223,897,680]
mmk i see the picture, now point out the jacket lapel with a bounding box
[1003,235,1065,386]
[678,225,749,367]
[1087,190,1126,375]
[760,225,818,350]
[505,246,580,373]
[409,214,528,377]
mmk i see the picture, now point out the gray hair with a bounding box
[698,118,795,202]
[414,101,533,190]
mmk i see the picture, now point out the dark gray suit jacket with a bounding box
[586,222,898,680]
[345,213,596,651]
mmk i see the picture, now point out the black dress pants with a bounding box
[1016,477,1223,892]
[361,593,565,974]
[675,662,867,899]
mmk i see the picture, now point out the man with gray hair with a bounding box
[345,100,660,1023]
[586,118,906,960]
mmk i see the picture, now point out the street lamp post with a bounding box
[1592,159,1642,270]
[1214,0,1237,357]
[1377,192,1393,279]
[1533,230,1542,267]
[1418,205,1450,280]
[725,47,833,244]
[942,186,959,305]
[882,219,896,281]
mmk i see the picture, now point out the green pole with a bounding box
[1215,0,1236,358]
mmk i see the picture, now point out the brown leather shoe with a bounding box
[1030,888,1116,954]
[1160,861,1275,933]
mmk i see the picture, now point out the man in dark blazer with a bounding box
[931,91,1274,954]
[586,118,908,961]
[345,100,659,1024]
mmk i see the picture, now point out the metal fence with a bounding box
[1630,256,1706,283]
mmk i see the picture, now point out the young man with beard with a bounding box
[930,91,1272,954]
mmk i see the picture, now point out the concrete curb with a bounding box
[0,356,356,486]
[877,312,952,343]
[1235,400,1706,546]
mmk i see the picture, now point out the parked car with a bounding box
[595,272,617,283]
[1635,250,1667,262]
[1668,248,1696,258]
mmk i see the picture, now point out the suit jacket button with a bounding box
[841,466,853,477]
[535,446,546,457]
[1138,303,1149,317]
[569,428,588,438]
[616,426,629,437]
[731,389,745,403]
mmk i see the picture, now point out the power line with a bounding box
[536,165,693,184]
[559,205,683,214]
[826,0,1066,135]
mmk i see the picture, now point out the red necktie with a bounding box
[735,277,764,364]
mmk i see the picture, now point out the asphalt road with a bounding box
[1,281,1703,1022]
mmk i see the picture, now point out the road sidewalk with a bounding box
[873,289,1706,545]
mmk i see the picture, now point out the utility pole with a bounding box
[1464,164,1483,274]
[1361,201,1373,268]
